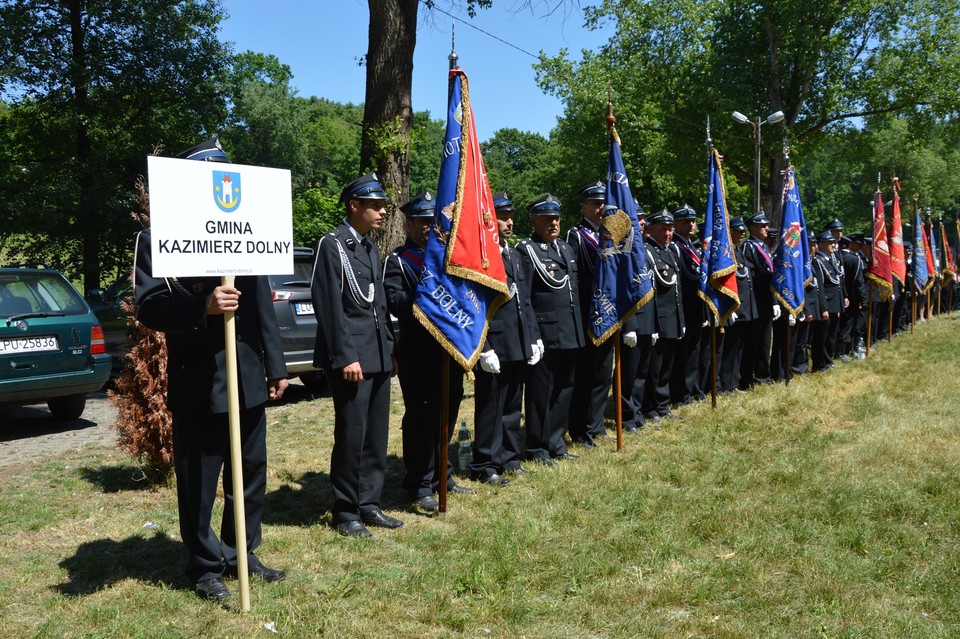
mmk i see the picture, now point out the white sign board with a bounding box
[147,155,294,277]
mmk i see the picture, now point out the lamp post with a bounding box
[731,110,785,214]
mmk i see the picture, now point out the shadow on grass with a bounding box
[263,453,415,526]
[80,464,167,492]
[56,532,186,596]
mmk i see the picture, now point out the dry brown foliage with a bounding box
[106,173,173,479]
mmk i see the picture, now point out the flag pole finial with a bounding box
[448,21,459,70]
[706,115,713,152]
[783,141,790,163]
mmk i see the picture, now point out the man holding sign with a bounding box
[135,138,289,603]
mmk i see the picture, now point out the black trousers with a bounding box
[524,349,576,461]
[619,335,654,428]
[811,313,840,371]
[792,319,812,374]
[397,358,463,497]
[670,322,702,404]
[473,359,525,476]
[327,370,391,523]
[739,315,772,388]
[719,321,747,392]
[569,339,615,443]
[172,405,267,584]
[644,337,677,417]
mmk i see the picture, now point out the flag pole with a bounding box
[221,274,250,612]
[866,285,873,358]
[607,91,625,450]
[437,30,458,514]
[705,116,718,409]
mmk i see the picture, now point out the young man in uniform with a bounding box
[311,172,399,537]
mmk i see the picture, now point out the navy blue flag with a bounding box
[771,165,813,316]
[698,148,740,323]
[412,70,509,370]
[589,126,654,345]
[912,209,930,293]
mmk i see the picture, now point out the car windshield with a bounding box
[268,258,314,288]
[0,272,88,318]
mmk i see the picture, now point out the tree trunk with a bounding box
[69,0,99,293]
[361,0,418,253]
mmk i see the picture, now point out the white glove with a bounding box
[623,331,638,348]
[682,326,686,337]
[479,350,501,374]
[772,304,782,320]
[650,332,659,346]
[527,339,544,366]
[730,312,739,322]
[788,313,796,326]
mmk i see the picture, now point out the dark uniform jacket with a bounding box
[383,239,438,360]
[733,243,758,321]
[841,249,867,304]
[311,221,394,374]
[812,252,845,314]
[517,233,586,350]
[623,248,657,335]
[804,262,827,319]
[742,236,776,314]
[484,243,541,362]
[644,236,684,340]
[134,229,287,413]
[673,234,705,326]
[566,221,601,323]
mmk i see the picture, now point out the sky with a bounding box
[218,1,614,141]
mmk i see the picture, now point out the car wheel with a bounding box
[47,393,87,420]
[298,371,328,394]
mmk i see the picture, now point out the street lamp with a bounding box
[731,109,785,214]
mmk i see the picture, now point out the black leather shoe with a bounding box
[335,520,372,537]
[360,509,404,529]
[553,452,580,461]
[624,425,639,434]
[528,457,555,467]
[413,495,439,514]
[448,483,477,494]
[477,473,511,486]
[574,438,597,449]
[504,466,526,475]
[194,577,231,602]
[225,563,286,583]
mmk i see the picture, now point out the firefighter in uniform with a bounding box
[383,190,472,515]
[518,194,585,464]
[472,192,543,479]
[567,180,615,447]
[642,210,684,421]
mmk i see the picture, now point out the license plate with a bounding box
[0,335,60,355]
[294,302,314,316]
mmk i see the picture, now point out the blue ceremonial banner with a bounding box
[589,126,654,345]
[929,215,940,274]
[771,165,813,316]
[912,209,930,292]
[698,148,740,323]
[412,69,509,370]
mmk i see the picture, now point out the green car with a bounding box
[0,267,112,420]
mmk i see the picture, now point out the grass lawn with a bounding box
[1,315,959,638]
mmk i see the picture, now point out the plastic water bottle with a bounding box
[457,421,472,473]
[854,338,866,360]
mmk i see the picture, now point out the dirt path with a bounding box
[0,392,118,467]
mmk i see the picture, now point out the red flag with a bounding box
[940,220,956,285]
[443,70,506,288]
[866,189,893,300]
[889,180,906,285]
